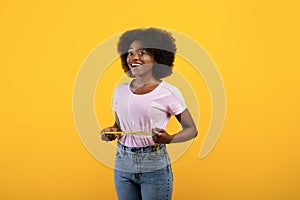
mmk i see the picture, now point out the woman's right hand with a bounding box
[100,127,121,142]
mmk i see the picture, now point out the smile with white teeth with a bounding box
[131,63,142,67]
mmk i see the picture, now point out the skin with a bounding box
[100,40,197,143]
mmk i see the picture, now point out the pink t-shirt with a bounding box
[112,80,187,147]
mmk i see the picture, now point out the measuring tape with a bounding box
[104,131,160,153]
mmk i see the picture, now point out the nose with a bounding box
[132,53,140,60]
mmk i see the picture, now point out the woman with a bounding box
[100,27,197,200]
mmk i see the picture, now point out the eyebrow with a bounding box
[127,48,145,52]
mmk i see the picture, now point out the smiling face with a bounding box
[126,40,156,78]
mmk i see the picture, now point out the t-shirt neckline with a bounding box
[128,79,163,96]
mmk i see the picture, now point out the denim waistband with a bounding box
[117,142,165,153]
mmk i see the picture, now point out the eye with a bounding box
[138,51,146,56]
[128,51,133,56]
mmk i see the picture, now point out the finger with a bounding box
[154,127,163,132]
[152,135,158,142]
[101,134,109,141]
[111,127,118,132]
[152,132,162,142]
[152,129,159,135]
[154,127,166,134]
[156,132,163,137]
[101,127,111,134]
[106,134,116,141]
[116,134,121,140]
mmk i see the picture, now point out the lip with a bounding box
[129,62,143,68]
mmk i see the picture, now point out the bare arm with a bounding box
[100,112,121,141]
[152,108,198,144]
[172,108,198,143]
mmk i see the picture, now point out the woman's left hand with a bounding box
[152,128,174,144]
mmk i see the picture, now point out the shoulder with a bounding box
[114,81,131,92]
[113,81,131,98]
[160,81,183,95]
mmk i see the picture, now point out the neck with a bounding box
[133,74,160,85]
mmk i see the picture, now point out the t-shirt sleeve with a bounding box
[167,86,187,116]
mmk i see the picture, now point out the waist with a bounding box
[117,142,165,153]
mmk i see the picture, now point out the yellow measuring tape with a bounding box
[104,131,152,136]
[104,131,160,154]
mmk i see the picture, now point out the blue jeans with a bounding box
[114,143,173,200]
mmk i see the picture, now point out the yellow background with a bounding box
[1,0,300,199]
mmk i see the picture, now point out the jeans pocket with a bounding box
[146,151,167,161]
